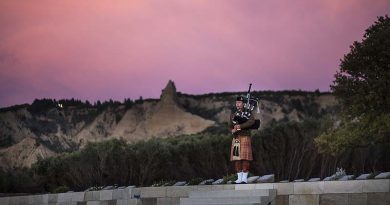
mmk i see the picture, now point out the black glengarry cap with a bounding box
[236,96,245,102]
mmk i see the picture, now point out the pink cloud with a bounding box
[0,0,389,107]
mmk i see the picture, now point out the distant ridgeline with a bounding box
[0,81,388,194]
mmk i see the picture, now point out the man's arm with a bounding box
[239,113,255,129]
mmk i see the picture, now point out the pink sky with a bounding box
[0,0,389,107]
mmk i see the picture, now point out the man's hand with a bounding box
[234,124,241,130]
[231,128,237,134]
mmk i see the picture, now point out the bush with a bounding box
[53,185,69,193]
[187,177,203,185]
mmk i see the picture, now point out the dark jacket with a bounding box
[229,110,255,136]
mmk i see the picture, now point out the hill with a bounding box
[0,81,338,169]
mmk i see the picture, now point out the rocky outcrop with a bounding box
[160,80,178,104]
[110,81,215,142]
[0,137,56,170]
[76,81,214,145]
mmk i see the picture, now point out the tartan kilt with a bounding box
[230,135,253,161]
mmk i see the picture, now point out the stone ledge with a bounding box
[0,179,388,205]
[323,181,363,193]
[58,192,84,202]
[99,190,113,200]
[363,179,390,193]
[294,182,324,195]
[139,187,167,198]
[274,182,294,195]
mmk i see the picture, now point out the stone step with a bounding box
[180,196,266,205]
[181,203,261,205]
[188,189,275,198]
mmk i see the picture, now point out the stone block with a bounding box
[122,187,134,200]
[363,179,389,192]
[28,194,48,204]
[289,194,319,205]
[131,188,141,199]
[9,195,28,205]
[324,181,363,193]
[367,193,390,205]
[58,192,85,202]
[210,185,226,190]
[188,189,273,198]
[348,193,367,205]
[181,196,263,204]
[116,199,128,205]
[235,183,256,190]
[254,183,274,190]
[171,197,180,205]
[100,201,108,205]
[356,173,373,180]
[193,185,212,192]
[274,182,293,195]
[221,184,235,190]
[276,195,288,205]
[257,174,275,183]
[101,200,117,205]
[113,189,126,200]
[59,202,78,205]
[0,197,9,205]
[86,201,100,205]
[84,191,100,201]
[128,199,142,205]
[320,193,348,205]
[141,198,157,205]
[157,197,172,205]
[294,181,324,194]
[100,190,113,200]
[42,194,49,204]
[140,187,167,198]
[21,195,30,205]
[375,172,390,179]
[166,186,194,198]
[48,194,58,203]
[192,184,229,191]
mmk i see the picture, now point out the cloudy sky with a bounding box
[0,0,389,107]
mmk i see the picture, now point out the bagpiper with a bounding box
[229,84,260,183]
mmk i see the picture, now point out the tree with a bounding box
[315,16,390,154]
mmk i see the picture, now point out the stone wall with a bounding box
[0,179,388,205]
[248,179,390,205]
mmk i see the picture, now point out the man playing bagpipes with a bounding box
[229,84,260,184]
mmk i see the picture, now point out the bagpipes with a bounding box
[232,83,261,130]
